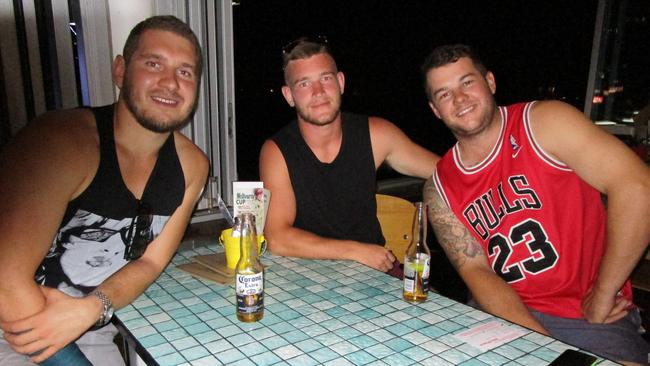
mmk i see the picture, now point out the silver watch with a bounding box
[91,290,114,327]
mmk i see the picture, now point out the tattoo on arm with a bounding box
[423,177,484,270]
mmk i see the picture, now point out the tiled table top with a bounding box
[116,244,615,366]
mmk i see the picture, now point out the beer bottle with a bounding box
[403,202,431,303]
[231,215,241,237]
[235,213,264,322]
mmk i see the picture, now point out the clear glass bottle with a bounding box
[235,213,264,322]
[403,202,431,303]
[231,215,241,237]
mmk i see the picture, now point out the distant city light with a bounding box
[593,95,604,104]
[603,86,624,95]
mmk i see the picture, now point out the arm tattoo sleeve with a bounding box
[423,177,484,270]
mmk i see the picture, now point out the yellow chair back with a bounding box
[376,194,416,264]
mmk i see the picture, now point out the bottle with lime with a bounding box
[403,202,431,303]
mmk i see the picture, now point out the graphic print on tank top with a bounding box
[34,104,184,297]
[36,209,170,297]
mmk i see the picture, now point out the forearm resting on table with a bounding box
[266,226,365,261]
[96,258,167,310]
[0,282,46,323]
[465,270,549,335]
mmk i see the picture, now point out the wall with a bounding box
[107,0,153,60]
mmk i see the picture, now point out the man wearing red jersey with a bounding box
[422,44,650,364]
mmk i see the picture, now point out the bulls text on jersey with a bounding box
[462,174,542,240]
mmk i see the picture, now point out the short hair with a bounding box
[122,15,203,79]
[421,44,487,100]
[281,37,333,83]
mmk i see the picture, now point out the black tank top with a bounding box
[272,112,384,245]
[34,104,185,296]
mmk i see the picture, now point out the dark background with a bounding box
[231,1,650,310]
[233,1,599,180]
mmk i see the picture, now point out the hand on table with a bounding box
[354,244,396,272]
[0,287,99,363]
[581,286,630,324]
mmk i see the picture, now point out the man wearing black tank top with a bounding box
[0,16,208,365]
[260,38,439,274]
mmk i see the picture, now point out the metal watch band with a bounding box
[91,290,113,327]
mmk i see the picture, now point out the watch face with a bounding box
[105,305,114,322]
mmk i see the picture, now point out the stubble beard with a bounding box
[121,77,196,133]
[295,98,341,127]
[449,101,497,138]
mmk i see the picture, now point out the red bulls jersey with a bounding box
[433,102,633,318]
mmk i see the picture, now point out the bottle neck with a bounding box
[408,202,429,254]
[239,231,258,261]
[237,212,259,263]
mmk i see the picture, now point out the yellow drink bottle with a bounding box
[235,213,264,322]
[403,202,431,303]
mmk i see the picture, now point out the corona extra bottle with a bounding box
[235,213,264,322]
[403,202,431,303]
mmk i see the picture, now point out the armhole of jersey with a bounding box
[432,170,451,208]
[523,101,572,172]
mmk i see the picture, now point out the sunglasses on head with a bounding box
[124,201,153,260]
[281,35,329,55]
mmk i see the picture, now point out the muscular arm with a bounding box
[94,138,208,309]
[369,117,439,178]
[1,133,209,362]
[530,101,650,323]
[0,110,97,324]
[259,140,395,272]
[423,177,548,334]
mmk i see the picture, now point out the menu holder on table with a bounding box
[232,181,270,235]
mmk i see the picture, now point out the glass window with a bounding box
[586,0,649,148]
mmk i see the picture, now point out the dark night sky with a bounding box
[232,1,601,180]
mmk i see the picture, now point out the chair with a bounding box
[376,194,416,264]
